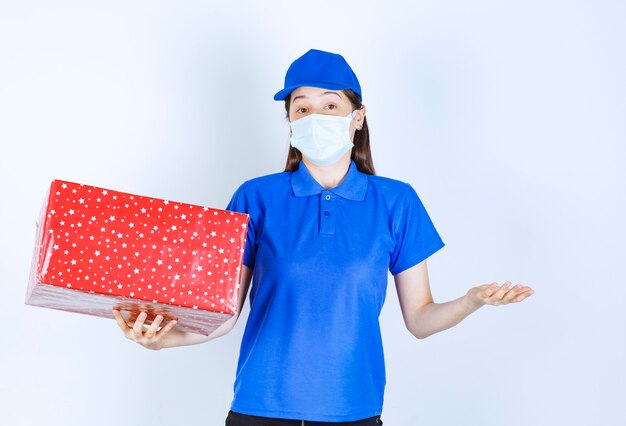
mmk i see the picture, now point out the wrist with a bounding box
[462,292,484,312]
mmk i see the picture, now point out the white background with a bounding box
[1,1,624,425]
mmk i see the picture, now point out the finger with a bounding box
[510,288,534,302]
[145,314,164,338]
[504,285,532,301]
[112,309,130,332]
[489,282,511,305]
[156,318,178,338]
[132,311,147,336]
[500,284,526,303]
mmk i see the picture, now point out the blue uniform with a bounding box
[225,159,445,422]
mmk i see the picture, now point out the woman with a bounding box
[113,49,534,425]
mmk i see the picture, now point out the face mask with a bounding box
[289,110,358,167]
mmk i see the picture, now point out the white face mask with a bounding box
[289,110,358,167]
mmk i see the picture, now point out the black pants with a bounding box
[225,410,383,426]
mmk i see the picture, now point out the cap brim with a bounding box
[273,82,352,101]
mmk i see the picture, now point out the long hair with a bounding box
[282,89,376,175]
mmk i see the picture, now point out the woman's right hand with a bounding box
[112,308,178,351]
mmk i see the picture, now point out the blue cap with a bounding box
[273,49,362,101]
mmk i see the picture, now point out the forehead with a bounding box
[290,86,346,102]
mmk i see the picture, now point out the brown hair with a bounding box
[282,89,376,175]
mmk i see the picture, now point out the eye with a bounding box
[296,107,307,114]
[326,104,337,110]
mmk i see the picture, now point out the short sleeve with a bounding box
[389,183,445,276]
[225,182,257,270]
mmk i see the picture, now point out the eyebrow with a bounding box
[292,91,342,103]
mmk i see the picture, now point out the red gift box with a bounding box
[25,179,249,336]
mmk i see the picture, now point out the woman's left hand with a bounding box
[465,281,534,309]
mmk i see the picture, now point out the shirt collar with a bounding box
[291,159,368,201]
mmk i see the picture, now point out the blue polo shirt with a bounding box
[225,159,445,422]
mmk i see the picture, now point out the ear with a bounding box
[356,104,366,130]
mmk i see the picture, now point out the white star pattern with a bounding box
[33,179,249,323]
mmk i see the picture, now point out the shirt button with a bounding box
[323,210,330,216]
[325,195,331,200]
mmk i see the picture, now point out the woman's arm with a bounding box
[394,260,533,339]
